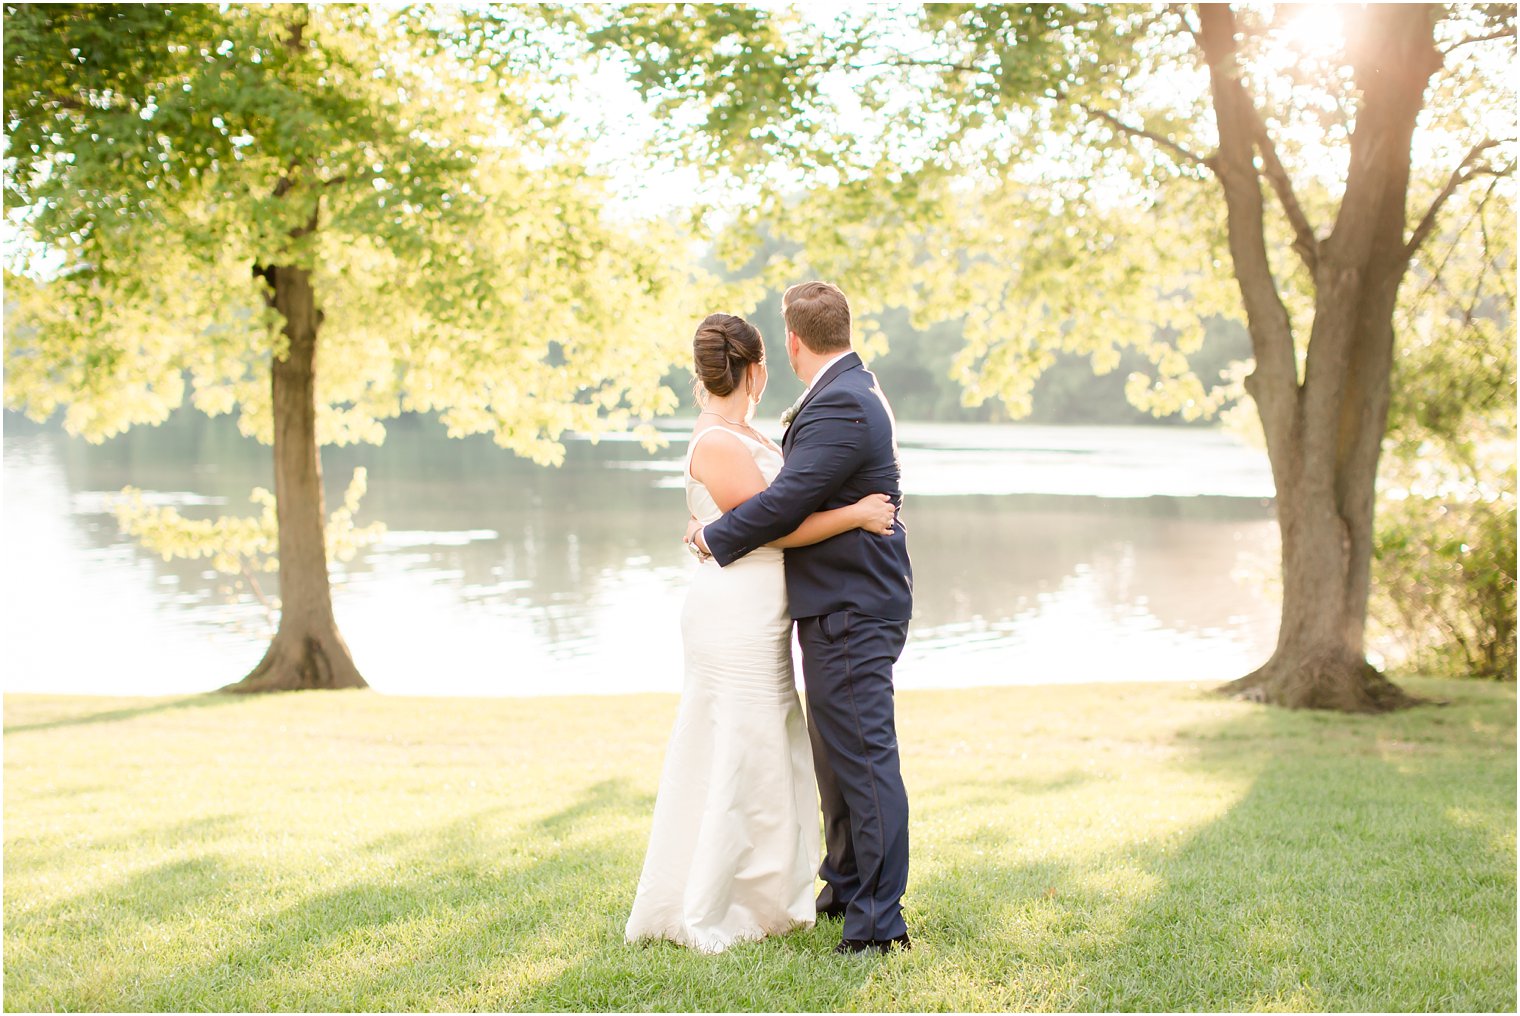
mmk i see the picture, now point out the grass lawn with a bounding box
[4,677,1514,1012]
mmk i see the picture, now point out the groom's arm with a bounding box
[702,388,868,567]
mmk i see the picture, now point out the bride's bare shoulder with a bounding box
[688,426,764,485]
[688,423,734,452]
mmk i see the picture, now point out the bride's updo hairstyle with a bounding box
[692,313,764,398]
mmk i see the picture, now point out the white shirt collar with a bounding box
[804,350,854,394]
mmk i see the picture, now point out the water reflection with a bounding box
[1,411,1280,697]
[900,493,1279,687]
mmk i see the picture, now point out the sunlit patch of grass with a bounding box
[4,677,1513,1012]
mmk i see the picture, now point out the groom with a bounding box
[688,280,914,955]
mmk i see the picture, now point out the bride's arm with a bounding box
[692,433,897,549]
[767,495,895,547]
[691,433,771,510]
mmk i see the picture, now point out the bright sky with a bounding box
[6,4,1512,250]
[569,2,1515,223]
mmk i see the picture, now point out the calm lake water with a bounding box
[1,411,1281,697]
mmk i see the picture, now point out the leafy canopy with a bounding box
[584,4,1514,429]
[4,3,708,464]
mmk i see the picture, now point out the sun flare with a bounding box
[1273,2,1349,59]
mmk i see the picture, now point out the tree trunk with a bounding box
[222,261,366,693]
[1226,445,1417,712]
[1201,3,1442,711]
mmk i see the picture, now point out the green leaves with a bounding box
[4,4,713,459]
[1371,484,1517,679]
[1373,176,1515,678]
[113,467,385,598]
[572,4,1512,441]
[584,4,826,171]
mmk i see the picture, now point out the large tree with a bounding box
[4,4,701,692]
[590,3,1516,711]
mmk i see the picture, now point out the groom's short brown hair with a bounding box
[782,281,852,354]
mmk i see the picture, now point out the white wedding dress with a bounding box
[624,426,820,953]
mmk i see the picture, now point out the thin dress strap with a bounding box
[685,425,763,480]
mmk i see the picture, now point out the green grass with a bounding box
[4,678,1514,1012]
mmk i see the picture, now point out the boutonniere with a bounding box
[780,395,805,430]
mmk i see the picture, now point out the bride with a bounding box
[625,312,897,953]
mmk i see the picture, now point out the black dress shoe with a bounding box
[816,902,848,920]
[834,933,912,955]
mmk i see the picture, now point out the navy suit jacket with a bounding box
[703,352,914,621]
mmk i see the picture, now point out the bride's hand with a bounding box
[684,516,701,546]
[854,493,897,535]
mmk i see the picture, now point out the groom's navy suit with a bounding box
[703,351,913,943]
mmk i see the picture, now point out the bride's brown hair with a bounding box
[692,313,764,398]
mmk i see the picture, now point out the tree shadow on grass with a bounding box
[4,814,245,882]
[537,778,639,837]
[165,776,870,1013]
[85,813,245,854]
[521,923,879,1013]
[6,778,671,1011]
[233,790,650,1011]
[955,768,1096,811]
[3,692,249,735]
[9,853,237,928]
[11,692,1510,1012]
[4,854,243,1010]
[901,693,1517,1012]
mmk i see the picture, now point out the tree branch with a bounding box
[1196,2,1302,469]
[867,56,981,73]
[1404,139,1510,258]
[41,92,89,111]
[1247,107,1319,274]
[1079,104,1216,171]
[1404,170,1505,311]
[1441,28,1516,57]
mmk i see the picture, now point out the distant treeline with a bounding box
[673,285,1252,426]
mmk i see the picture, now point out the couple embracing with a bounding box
[625,281,914,956]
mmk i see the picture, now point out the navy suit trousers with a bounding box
[797,609,910,942]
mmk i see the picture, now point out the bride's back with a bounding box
[685,425,783,527]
